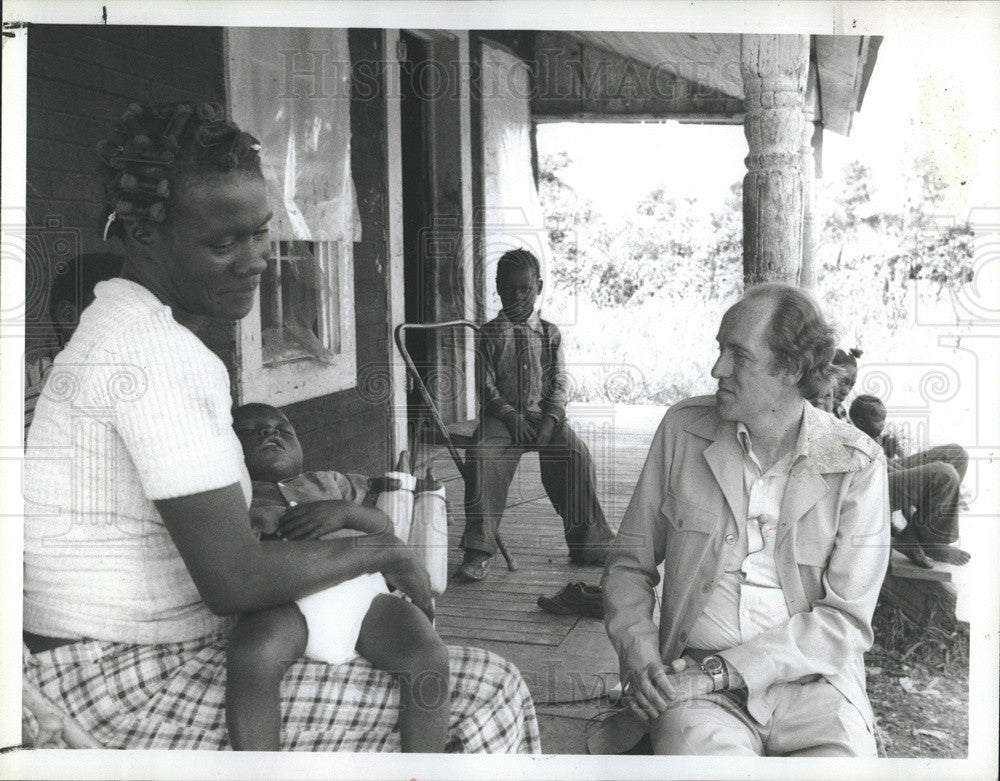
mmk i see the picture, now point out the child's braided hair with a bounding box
[97,101,262,240]
[832,347,863,373]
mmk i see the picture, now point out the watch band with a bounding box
[700,655,729,691]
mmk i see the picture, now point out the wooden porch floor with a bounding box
[421,404,666,754]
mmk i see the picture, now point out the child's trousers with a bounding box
[462,412,615,563]
[888,443,968,545]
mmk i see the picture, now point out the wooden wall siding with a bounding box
[25,26,394,475]
[531,31,744,121]
[284,28,393,477]
[24,25,231,368]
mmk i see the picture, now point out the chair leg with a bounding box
[495,531,518,571]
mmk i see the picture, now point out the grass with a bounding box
[868,601,970,758]
[544,291,735,405]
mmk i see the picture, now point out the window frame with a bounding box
[224,28,358,406]
[237,239,356,406]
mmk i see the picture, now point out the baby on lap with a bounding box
[225,403,450,751]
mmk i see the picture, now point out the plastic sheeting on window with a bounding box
[259,242,341,366]
[480,44,551,320]
[227,28,359,364]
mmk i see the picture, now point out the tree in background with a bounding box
[703,182,743,302]
[818,155,975,338]
[539,153,742,308]
[538,145,974,405]
[538,153,743,405]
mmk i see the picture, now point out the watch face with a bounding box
[703,656,723,673]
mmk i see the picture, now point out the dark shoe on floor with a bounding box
[455,552,491,582]
[537,581,603,618]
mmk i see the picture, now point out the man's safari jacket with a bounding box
[598,396,890,750]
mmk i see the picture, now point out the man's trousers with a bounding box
[650,678,876,757]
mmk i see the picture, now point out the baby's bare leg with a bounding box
[226,603,308,750]
[356,594,451,752]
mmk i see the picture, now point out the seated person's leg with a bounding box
[650,694,762,756]
[924,443,969,481]
[460,416,521,576]
[895,443,967,476]
[891,457,970,564]
[355,593,451,753]
[914,460,970,565]
[226,603,308,750]
[766,679,876,757]
[889,465,936,567]
[537,420,614,564]
[893,461,967,557]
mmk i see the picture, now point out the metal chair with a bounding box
[394,320,517,571]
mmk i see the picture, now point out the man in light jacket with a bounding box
[600,283,889,756]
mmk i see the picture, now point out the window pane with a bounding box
[261,240,340,367]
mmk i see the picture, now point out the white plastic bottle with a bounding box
[410,466,449,595]
[376,450,416,542]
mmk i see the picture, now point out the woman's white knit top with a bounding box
[24,278,252,644]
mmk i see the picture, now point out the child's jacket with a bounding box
[476,310,567,423]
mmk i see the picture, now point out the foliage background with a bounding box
[537,146,976,418]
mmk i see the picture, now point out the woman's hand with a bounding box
[379,545,435,620]
[277,501,391,540]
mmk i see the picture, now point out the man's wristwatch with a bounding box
[700,655,729,692]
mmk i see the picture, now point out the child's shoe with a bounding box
[455,551,491,582]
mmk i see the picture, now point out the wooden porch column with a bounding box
[740,35,810,286]
[800,59,822,289]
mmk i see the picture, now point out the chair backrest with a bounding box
[25,252,124,442]
[24,350,55,442]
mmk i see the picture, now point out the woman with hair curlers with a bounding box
[22,101,539,753]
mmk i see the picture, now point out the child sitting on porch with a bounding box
[226,403,450,751]
[849,394,971,568]
[456,249,615,582]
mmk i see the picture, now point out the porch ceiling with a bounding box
[814,35,882,136]
[571,32,744,100]
[570,31,880,136]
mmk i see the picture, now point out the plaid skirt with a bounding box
[22,636,540,753]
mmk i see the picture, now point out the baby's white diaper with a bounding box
[296,572,389,664]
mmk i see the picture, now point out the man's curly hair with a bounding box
[744,282,838,400]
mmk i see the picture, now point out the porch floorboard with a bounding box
[424,404,667,754]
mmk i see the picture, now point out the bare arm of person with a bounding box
[276,500,392,539]
[155,483,433,618]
